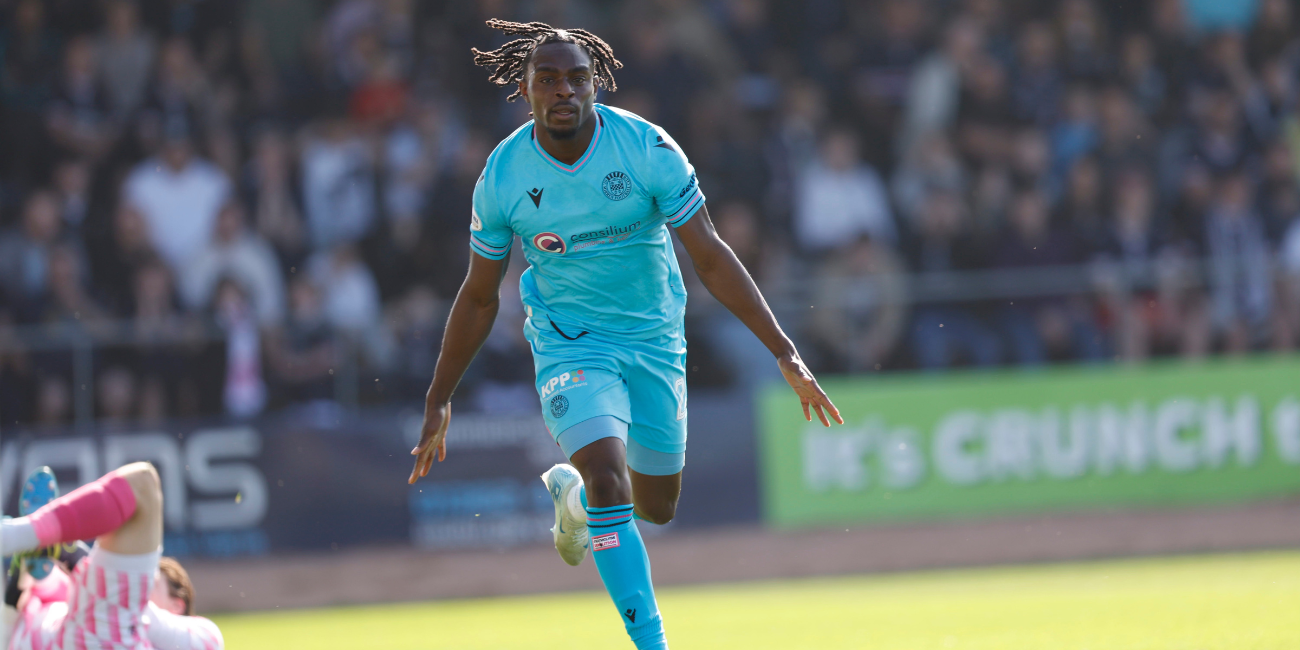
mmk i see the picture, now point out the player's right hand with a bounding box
[409,401,451,484]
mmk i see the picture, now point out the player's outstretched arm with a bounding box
[410,252,511,483]
[674,206,843,427]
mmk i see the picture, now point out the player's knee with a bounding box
[583,466,632,506]
[116,462,162,516]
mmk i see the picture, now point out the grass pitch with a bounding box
[212,551,1300,649]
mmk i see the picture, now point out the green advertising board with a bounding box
[758,357,1300,528]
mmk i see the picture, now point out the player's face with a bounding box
[522,42,596,140]
[150,573,187,616]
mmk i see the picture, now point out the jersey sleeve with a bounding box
[646,127,706,228]
[468,171,514,260]
[144,603,225,650]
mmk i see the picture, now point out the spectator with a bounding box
[1094,167,1209,360]
[123,127,231,273]
[1248,0,1295,67]
[1240,56,1298,144]
[306,244,391,368]
[382,100,453,248]
[181,201,287,327]
[42,243,105,326]
[136,37,215,145]
[1259,140,1299,239]
[1008,126,1052,194]
[0,191,63,319]
[1096,85,1154,172]
[97,0,156,119]
[850,0,930,165]
[95,202,156,316]
[385,285,444,399]
[794,127,895,252]
[131,258,190,419]
[46,35,115,161]
[892,132,966,225]
[955,55,1015,168]
[266,279,337,406]
[51,158,92,231]
[1048,84,1099,183]
[245,128,307,267]
[907,189,1002,369]
[1148,0,1195,101]
[900,17,985,155]
[299,116,377,248]
[1118,33,1169,121]
[808,235,907,372]
[34,374,72,428]
[423,131,491,298]
[0,0,60,109]
[1054,0,1110,81]
[215,278,267,418]
[307,245,381,333]
[1204,171,1273,352]
[1060,156,1106,254]
[96,365,137,424]
[242,0,318,74]
[1012,21,1063,126]
[993,188,1101,364]
[1187,89,1253,176]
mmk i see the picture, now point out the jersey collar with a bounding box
[531,109,604,175]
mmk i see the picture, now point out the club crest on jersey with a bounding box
[602,171,632,201]
[550,394,569,418]
[533,232,566,254]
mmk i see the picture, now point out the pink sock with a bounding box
[28,471,137,546]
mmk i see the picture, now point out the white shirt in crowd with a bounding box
[795,161,896,250]
[124,158,231,271]
[181,233,287,326]
[301,136,375,248]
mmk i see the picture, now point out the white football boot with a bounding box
[541,464,589,566]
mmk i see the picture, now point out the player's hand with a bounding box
[409,401,451,484]
[778,352,844,427]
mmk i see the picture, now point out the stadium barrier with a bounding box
[0,390,757,558]
[759,355,1300,528]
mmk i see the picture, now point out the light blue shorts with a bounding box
[526,317,687,476]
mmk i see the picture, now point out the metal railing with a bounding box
[0,318,366,428]
[0,256,1288,426]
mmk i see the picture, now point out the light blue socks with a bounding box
[582,488,667,649]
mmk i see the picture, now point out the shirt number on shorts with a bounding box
[673,377,687,421]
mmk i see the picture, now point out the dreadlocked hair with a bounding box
[471,19,622,102]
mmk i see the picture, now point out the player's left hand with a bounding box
[409,401,451,484]
[778,352,844,427]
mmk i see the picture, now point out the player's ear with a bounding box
[518,78,528,103]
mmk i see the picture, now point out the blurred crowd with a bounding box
[2,0,1300,426]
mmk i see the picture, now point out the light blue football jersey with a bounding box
[469,104,705,341]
